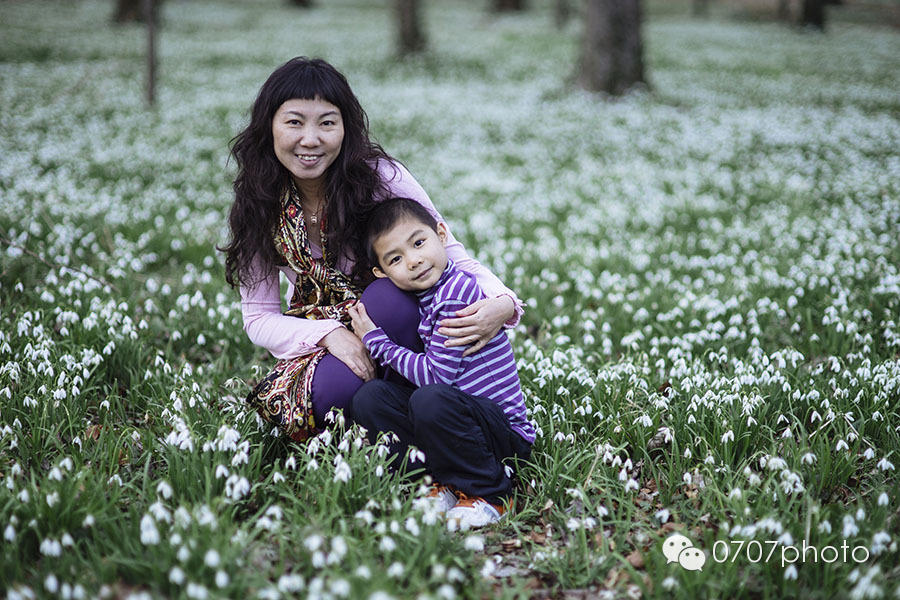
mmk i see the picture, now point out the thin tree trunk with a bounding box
[692,0,709,17]
[396,0,426,55]
[801,0,825,29]
[287,0,314,6]
[144,0,156,106]
[578,0,645,95]
[555,0,572,28]
[492,0,526,12]
[777,0,791,21]
[113,0,161,23]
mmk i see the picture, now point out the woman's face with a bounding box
[271,97,344,192]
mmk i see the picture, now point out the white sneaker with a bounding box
[417,484,458,515]
[445,494,506,530]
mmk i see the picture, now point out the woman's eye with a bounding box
[322,120,334,126]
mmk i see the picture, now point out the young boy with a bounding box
[348,197,535,529]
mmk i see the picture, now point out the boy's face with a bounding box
[372,217,449,292]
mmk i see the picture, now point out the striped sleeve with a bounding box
[362,300,468,387]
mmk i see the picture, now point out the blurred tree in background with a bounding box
[287,0,314,7]
[555,0,572,27]
[396,0,426,55]
[492,0,527,11]
[112,0,162,23]
[578,0,645,95]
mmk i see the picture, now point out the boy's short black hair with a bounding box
[365,197,439,268]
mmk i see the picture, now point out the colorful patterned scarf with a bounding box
[245,183,361,442]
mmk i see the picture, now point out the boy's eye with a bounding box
[388,256,400,265]
[414,239,425,247]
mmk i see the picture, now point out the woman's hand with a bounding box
[318,326,376,381]
[438,295,515,357]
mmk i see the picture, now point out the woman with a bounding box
[223,57,523,442]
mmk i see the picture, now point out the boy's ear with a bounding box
[372,265,388,279]
[437,222,448,244]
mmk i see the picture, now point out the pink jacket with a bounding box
[240,160,524,360]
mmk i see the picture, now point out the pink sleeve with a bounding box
[240,258,343,360]
[378,160,525,327]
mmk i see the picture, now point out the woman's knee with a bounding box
[359,278,422,350]
[311,354,364,424]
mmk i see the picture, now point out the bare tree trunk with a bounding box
[692,0,709,17]
[555,0,572,28]
[801,0,825,29]
[578,0,645,95]
[287,0,314,6]
[144,0,156,106]
[492,0,526,11]
[113,0,161,23]
[396,0,426,55]
[777,0,791,21]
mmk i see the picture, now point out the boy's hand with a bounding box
[348,301,377,338]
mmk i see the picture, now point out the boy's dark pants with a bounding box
[352,380,532,506]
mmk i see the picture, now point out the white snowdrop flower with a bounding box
[437,583,457,599]
[204,549,221,568]
[304,534,323,552]
[331,579,350,597]
[375,465,384,477]
[44,574,59,594]
[463,534,485,552]
[46,491,59,507]
[387,562,404,578]
[61,532,74,546]
[682,472,692,485]
[215,571,229,588]
[843,515,859,538]
[624,478,639,492]
[108,474,122,486]
[654,509,670,523]
[285,455,297,470]
[729,488,743,500]
[272,471,285,483]
[661,576,678,590]
[877,492,889,506]
[307,458,319,471]
[354,565,371,579]
[169,567,186,585]
[801,453,817,465]
[720,430,734,444]
[48,467,63,481]
[40,538,62,556]
[215,465,229,479]
[149,502,171,523]
[82,514,95,528]
[566,518,581,532]
[331,535,348,559]
[333,459,352,483]
[369,592,395,600]
[380,536,396,553]
[405,517,420,536]
[197,334,206,345]
[140,515,160,545]
[4,524,15,541]
[311,551,326,568]
[836,439,849,451]
[186,583,208,599]
[819,520,832,534]
[856,508,865,521]
[156,480,173,499]
[784,565,798,580]
[877,458,895,471]
[277,574,305,592]
[863,448,875,460]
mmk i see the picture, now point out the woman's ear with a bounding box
[437,222,448,244]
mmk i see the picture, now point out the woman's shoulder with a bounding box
[372,157,410,184]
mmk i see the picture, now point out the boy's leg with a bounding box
[351,379,420,469]
[408,384,532,506]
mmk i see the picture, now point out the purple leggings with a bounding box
[310,278,423,425]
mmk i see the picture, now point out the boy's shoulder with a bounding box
[432,266,484,307]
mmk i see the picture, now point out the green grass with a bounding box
[2,0,900,598]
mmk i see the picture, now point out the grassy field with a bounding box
[2,0,899,598]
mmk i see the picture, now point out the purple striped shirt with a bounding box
[363,261,535,443]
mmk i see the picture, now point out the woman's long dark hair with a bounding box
[222,57,393,288]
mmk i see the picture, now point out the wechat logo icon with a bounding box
[662,533,707,571]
